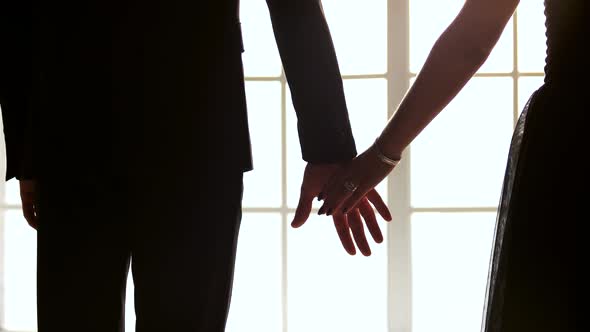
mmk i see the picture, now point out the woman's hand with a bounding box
[318,144,397,217]
[325,190,391,256]
[292,162,392,256]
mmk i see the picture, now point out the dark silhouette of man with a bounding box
[1,1,34,182]
[1,0,383,331]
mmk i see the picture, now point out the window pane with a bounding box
[411,77,514,207]
[321,0,387,75]
[2,210,37,331]
[518,76,545,113]
[343,79,389,201]
[1,213,134,332]
[479,16,514,73]
[411,212,496,332]
[287,214,387,332]
[3,180,20,206]
[410,0,514,73]
[243,82,282,208]
[410,0,462,73]
[345,79,388,152]
[287,79,389,208]
[240,0,282,77]
[226,213,282,332]
[517,0,547,73]
[125,274,135,332]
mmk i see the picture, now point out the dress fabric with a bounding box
[481,1,586,331]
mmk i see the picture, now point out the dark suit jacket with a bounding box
[0,1,34,180]
[2,0,356,182]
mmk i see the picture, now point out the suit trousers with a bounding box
[35,170,244,332]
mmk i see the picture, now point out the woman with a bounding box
[317,0,584,330]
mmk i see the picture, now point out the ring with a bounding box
[343,180,358,193]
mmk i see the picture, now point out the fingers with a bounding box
[346,209,371,256]
[366,189,392,221]
[318,175,354,216]
[297,162,342,224]
[339,186,369,215]
[20,190,37,229]
[22,202,37,230]
[292,189,315,228]
[358,198,383,243]
[20,180,38,229]
[333,213,356,255]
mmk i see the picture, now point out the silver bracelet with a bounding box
[373,139,401,167]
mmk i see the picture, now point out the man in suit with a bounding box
[2,0,386,331]
[1,2,34,183]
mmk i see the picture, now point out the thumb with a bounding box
[367,189,392,221]
[291,191,314,228]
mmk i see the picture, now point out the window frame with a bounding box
[0,1,545,331]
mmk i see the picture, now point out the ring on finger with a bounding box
[343,180,358,193]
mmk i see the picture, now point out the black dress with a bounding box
[482,1,587,331]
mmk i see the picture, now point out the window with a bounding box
[0,1,546,331]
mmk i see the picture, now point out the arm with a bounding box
[266,0,356,163]
[0,93,33,182]
[319,0,520,214]
[0,1,35,182]
[378,0,519,159]
[267,0,393,256]
[1,2,37,229]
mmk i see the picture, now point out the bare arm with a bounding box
[379,0,520,159]
[317,0,521,216]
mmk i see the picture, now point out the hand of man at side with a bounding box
[292,163,391,256]
[19,179,37,229]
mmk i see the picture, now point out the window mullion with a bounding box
[387,1,412,332]
[279,70,289,332]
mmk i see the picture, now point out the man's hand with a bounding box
[292,163,391,256]
[318,144,396,217]
[19,180,37,229]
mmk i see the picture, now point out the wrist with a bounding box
[372,138,401,167]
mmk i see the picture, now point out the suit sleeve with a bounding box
[266,0,357,164]
[0,3,35,181]
[0,90,34,182]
